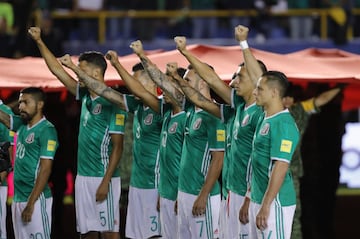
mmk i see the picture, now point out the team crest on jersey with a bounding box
[169,122,178,134]
[144,114,153,125]
[260,123,270,135]
[25,133,35,144]
[241,114,250,126]
[92,104,102,114]
[193,118,202,130]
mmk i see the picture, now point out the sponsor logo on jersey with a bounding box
[280,139,293,153]
[93,104,102,114]
[115,113,125,126]
[260,123,270,135]
[193,118,202,130]
[169,122,178,134]
[241,114,250,126]
[144,113,153,125]
[217,129,225,142]
[47,140,57,152]
[9,131,15,137]
[25,133,35,144]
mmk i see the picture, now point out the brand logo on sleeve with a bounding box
[280,140,293,153]
[115,114,125,126]
[47,140,57,152]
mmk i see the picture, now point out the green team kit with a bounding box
[125,95,163,189]
[77,90,127,178]
[251,110,299,206]
[12,116,58,202]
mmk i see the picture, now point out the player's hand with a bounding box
[174,36,187,52]
[239,197,250,224]
[256,204,270,231]
[166,62,178,78]
[105,50,119,65]
[235,25,249,42]
[59,54,74,68]
[96,181,109,202]
[192,194,207,217]
[21,203,35,223]
[129,40,144,55]
[28,27,41,41]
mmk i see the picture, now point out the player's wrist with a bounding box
[239,40,249,50]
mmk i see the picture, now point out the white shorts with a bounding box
[0,186,7,238]
[249,201,296,239]
[219,197,228,239]
[125,186,160,239]
[159,197,178,239]
[12,196,52,239]
[177,191,220,239]
[75,175,121,234]
[228,191,249,238]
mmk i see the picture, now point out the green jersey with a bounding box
[227,92,263,196]
[158,101,186,200]
[178,106,225,196]
[251,110,299,206]
[0,102,14,186]
[220,103,235,199]
[125,95,163,189]
[77,91,127,177]
[11,116,58,202]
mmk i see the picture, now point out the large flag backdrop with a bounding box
[0,45,359,111]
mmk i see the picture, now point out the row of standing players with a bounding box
[0,24,343,239]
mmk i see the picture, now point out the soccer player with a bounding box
[251,71,300,239]
[28,27,126,239]
[0,87,58,239]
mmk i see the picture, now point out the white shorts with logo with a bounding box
[228,191,249,238]
[0,186,7,239]
[249,201,296,239]
[159,196,178,239]
[75,175,121,234]
[12,196,52,239]
[177,190,220,239]
[125,186,161,239]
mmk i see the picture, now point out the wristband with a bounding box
[239,40,249,50]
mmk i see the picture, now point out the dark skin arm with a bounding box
[174,36,232,105]
[106,50,161,113]
[28,27,78,95]
[130,40,185,108]
[96,133,124,202]
[59,54,127,110]
[22,159,53,223]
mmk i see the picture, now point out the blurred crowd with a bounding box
[0,0,360,59]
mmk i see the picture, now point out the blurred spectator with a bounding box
[355,0,360,37]
[24,12,64,57]
[74,0,104,41]
[322,0,353,45]
[288,0,314,40]
[252,0,278,42]
[0,15,15,57]
[131,0,158,41]
[12,0,36,58]
[189,0,218,38]
[48,0,74,41]
[0,0,14,32]
[105,1,132,41]
[163,0,190,38]
[221,0,254,33]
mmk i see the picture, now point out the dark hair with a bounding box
[20,87,47,103]
[234,60,267,80]
[262,71,289,98]
[177,67,187,78]
[132,62,144,72]
[78,51,107,76]
[187,63,214,71]
[284,82,303,101]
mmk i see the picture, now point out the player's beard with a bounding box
[20,110,36,124]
